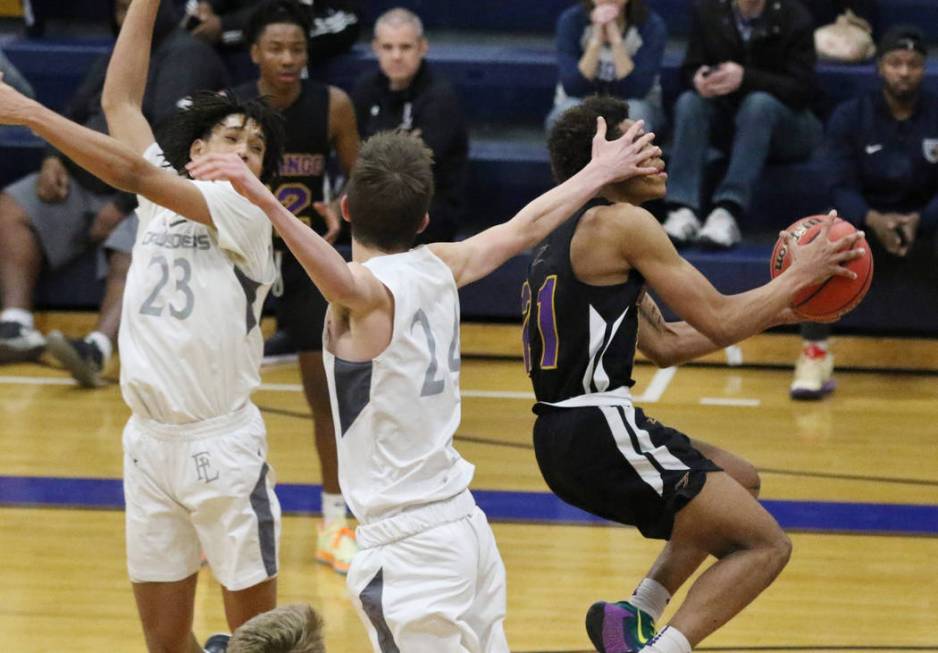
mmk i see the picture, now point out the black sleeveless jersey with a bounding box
[232,80,330,247]
[524,200,645,404]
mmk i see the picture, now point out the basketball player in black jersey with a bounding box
[526,96,866,653]
[233,0,361,573]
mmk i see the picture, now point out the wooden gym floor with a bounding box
[1,317,936,652]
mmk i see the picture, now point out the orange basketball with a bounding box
[769,215,874,321]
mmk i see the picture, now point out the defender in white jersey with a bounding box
[188,122,660,651]
[0,1,288,650]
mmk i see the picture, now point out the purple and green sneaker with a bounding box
[585,600,657,653]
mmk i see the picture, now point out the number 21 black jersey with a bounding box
[524,201,645,405]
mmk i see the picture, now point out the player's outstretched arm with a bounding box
[431,117,659,288]
[622,210,865,348]
[187,154,388,312]
[0,76,214,225]
[101,0,159,154]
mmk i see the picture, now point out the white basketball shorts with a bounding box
[347,505,509,653]
[122,402,281,591]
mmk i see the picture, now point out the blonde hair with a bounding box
[374,7,424,38]
[228,604,325,653]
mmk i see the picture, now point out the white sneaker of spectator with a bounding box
[0,319,45,363]
[697,207,741,249]
[662,207,701,245]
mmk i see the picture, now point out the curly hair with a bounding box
[346,130,435,252]
[547,95,630,183]
[244,0,311,46]
[156,90,285,185]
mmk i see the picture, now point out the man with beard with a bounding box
[791,25,938,399]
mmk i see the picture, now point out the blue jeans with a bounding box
[545,95,666,136]
[665,91,823,214]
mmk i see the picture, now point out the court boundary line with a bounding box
[2,475,937,537]
[525,647,938,653]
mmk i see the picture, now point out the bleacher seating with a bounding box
[1,0,936,334]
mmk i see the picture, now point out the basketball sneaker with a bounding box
[697,207,741,249]
[790,343,835,400]
[203,632,230,653]
[662,207,701,246]
[585,600,657,653]
[45,331,105,388]
[316,519,358,574]
[0,320,45,362]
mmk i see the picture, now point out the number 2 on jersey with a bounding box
[411,308,460,397]
[274,183,312,216]
[521,276,559,373]
[139,255,195,319]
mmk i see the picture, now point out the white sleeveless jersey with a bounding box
[323,246,475,525]
[118,144,276,424]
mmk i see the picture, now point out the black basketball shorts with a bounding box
[276,252,329,352]
[533,403,721,540]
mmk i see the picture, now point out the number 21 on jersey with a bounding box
[521,275,559,374]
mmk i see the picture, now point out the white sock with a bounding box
[321,491,347,525]
[630,578,670,623]
[1,308,33,328]
[86,331,113,364]
[644,625,691,653]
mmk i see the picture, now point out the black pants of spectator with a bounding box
[799,229,938,342]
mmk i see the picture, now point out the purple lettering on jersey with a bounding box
[537,275,559,369]
[279,153,325,177]
[521,281,533,374]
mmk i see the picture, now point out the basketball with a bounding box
[769,215,874,321]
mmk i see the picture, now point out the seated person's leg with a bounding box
[702,92,821,248]
[0,187,44,361]
[625,97,667,140]
[663,91,720,245]
[0,173,108,361]
[46,212,137,387]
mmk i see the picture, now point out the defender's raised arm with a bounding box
[101,0,160,154]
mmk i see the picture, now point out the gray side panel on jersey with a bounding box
[333,358,372,436]
[359,568,400,653]
[233,266,262,333]
[249,462,278,577]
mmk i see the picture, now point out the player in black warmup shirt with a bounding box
[525,96,864,653]
[233,0,360,572]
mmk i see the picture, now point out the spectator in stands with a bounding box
[351,7,469,243]
[662,0,823,249]
[184,0,360,60]
[0,0,229,383]
[0,49,34,98]
[547,0,667,134]
[791,25,938,399]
